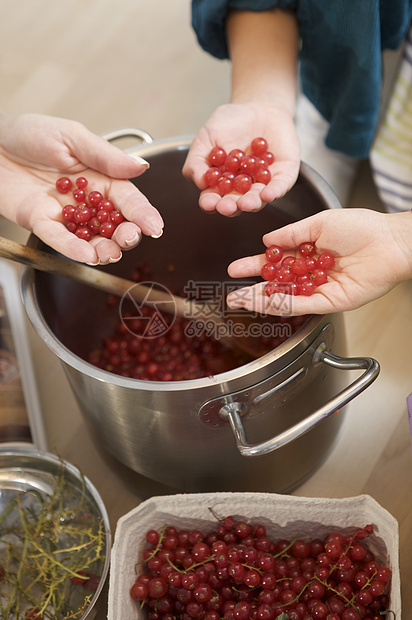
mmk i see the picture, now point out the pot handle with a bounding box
[100,127,154,145]
[220,343,379,458]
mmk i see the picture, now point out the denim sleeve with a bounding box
[191,0,297,59]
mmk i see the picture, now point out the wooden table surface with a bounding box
[0,0,411,615]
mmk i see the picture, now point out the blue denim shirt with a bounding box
[192,0,412,158]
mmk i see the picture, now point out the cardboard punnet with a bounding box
[108,492,401,619]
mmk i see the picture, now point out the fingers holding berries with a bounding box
[55,175,164,263]
[227,241,338,316]
[200,138,274,215]
[227,252,267,279]
[226,281,273,315]
[107,178,164,239]
[226,278,340,317]
[259,157,301,204]
[198,184,266,217]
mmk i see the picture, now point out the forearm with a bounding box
[226,9,299,113]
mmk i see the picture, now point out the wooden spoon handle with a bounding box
[0,236,217,321]
[0,236,257,358]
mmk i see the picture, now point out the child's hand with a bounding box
[226,208,412,315]
[182,101,300,217]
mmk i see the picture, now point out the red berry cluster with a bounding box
[263,242,335,298]
[130,517,391,620]
[204,137,274,196]
[88,263,307,381]
[56,176,124,241]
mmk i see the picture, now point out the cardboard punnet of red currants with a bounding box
[108,492,401,620]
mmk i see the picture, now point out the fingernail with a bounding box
[86,259,100,267]
[109,253,122,264]
[129,154,150,168]
[151,228,163,239]
[125,232,140,247]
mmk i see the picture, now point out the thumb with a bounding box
[262,214,323,249]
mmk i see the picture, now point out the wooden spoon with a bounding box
[0,236,259,359]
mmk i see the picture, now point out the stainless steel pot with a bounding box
[20,131,379,493]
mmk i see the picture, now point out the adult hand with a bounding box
[182,101,300,217]
[0,114,164,264]
[226,208,412,315]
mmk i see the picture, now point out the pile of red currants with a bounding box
[130,515,392,620]
[263,242,335,297]
[87,264,308,381]
[204,138,274,196]
[56,176,124,241]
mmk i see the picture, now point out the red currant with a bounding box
[224,154,241,172]
[65,221,78,233]
[263,151,274,165]
[229,148,245,160]
[130,580,149,600]
[217,175,234,195]
[233,173,252,194]
[251,137,269,156]
[281,256,295,268]
[88,190,104,206]
[204,167,222,187]
[110,210,124,225]
[317,252,335,270]
[299,280,316,296]
[312,269,328,286]
[99,198,115,212]
[75,176,88,189]
[146,529,160,545]
[254,167,271,185]
[75,226,92,241]
[62,205,76,222]
[265,245,283,263]
[261,263,278,281]
[99,221,117,238]
[298,242,316,257]
[148,577,168,598]
[97,209,110,223]
[209,146,227,167]
[240,155,259,176]
[73,188,86,203]
[292,540,311,559]
[306,257,318,271]
[89,218,102,234]
[376,566,391,583]
[276,266,295,283]
[56,177,72,193]
[74,204,91,224]
[291,257,309,275]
